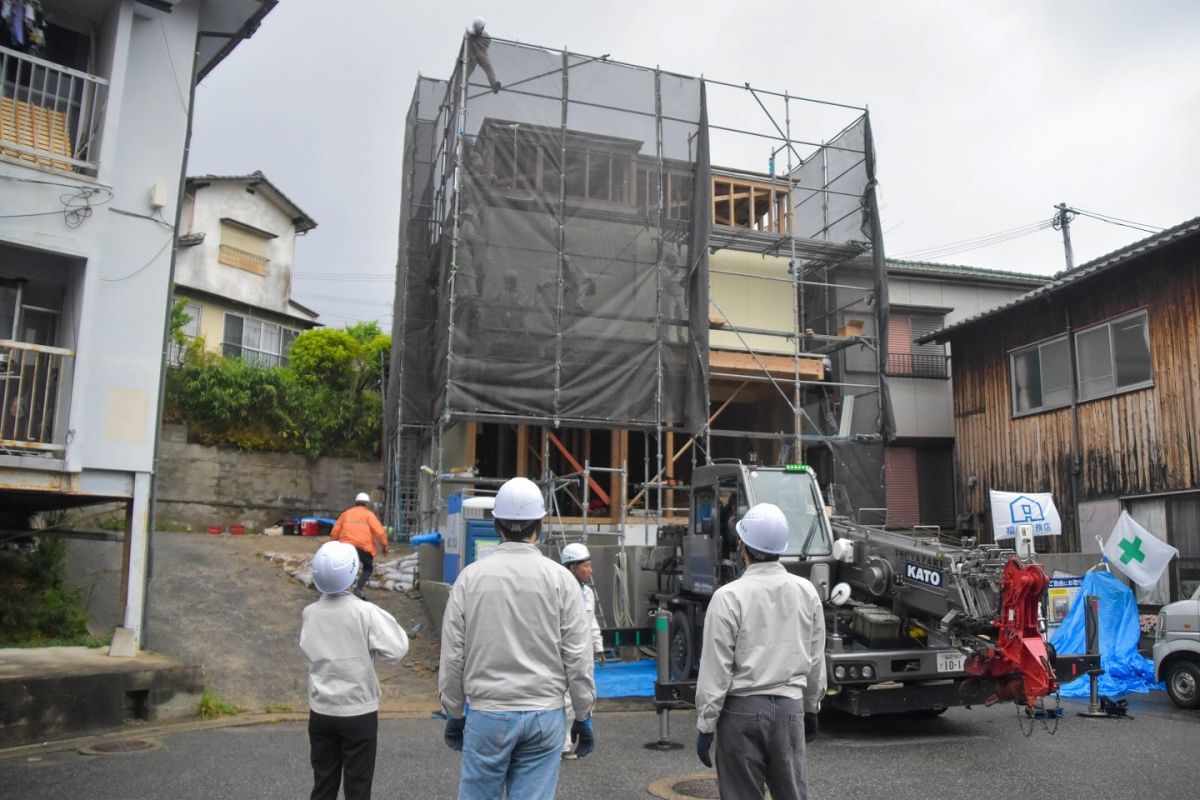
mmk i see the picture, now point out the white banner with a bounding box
[1102,511,1178,588]
[989,490,1062,539]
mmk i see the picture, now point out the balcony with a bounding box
[0,44,108,176]
[885,352,949,379]
[0,339,74,454]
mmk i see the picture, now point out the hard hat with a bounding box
[470,16,486,32]
[355,492,371,504]
[312,541,361,595]
[735,502,790,554]
[561,542,591,565]
[493,477,546,521]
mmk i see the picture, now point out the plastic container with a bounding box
[207,526,221,536]
[230,524,246,536]
[300,518,320,537]
[282,521,299,536]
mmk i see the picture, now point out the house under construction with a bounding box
[385,33,892,539]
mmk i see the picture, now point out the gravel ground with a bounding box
[64,532,440,713]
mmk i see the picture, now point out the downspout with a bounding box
[1064,304,1084,550]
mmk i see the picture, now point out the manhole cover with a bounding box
[670,778,720,798]
[79,738,161,755]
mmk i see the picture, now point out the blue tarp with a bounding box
[1049,570,1162,697]
[595,659,657,699]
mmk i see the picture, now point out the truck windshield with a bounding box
[746,469,832,556]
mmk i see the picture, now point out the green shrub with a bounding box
[0,540,93,647]
[199,686,239,718]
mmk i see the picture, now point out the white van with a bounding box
[1154,585,1200,709]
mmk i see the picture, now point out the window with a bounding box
[1011,336,1071,415]
[712,177,788,232]
[218,220,273,276]
[1075,311,1152,401]
[167,302,201,366]
[886,311,948,378]
[222,314,299,368]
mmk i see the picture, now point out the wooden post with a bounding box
[516,425,529,477]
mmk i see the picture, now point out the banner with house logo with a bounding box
[1102,511,1178,588]
[989,490,1062,539]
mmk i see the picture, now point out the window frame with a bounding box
[1074,309,1153,402]
[221,312,300,368]
[1009,334,1073,418]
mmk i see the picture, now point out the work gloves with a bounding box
[444,716,466,751]
[570,718,595,758]
[696,731,714,767]
[804,711,819,743]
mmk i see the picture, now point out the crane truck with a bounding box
[643,460,1094,723]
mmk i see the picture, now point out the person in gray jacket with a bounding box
[694,502,827,800]
[300,541,409,800]
[439,477,596,800]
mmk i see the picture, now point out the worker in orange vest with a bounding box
[330,492,389,599]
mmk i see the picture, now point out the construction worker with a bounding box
[438,477,596,800]
[694,502,827,800]
[559,542,604,759]
[330,492,389,599]
[301,541,409,800]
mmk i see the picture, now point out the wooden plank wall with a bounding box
[949,240,1200,550]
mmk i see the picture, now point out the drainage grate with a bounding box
[670,778,720,798]
[79,738,161,756]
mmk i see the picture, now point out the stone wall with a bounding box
[154,424,383,531]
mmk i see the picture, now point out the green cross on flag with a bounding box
[1103,511,1178,588]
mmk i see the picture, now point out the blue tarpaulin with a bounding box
[595,659,657,698]
[1049,570,1162,697]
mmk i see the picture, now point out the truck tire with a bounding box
[669,610,695,680]
[1165,659,1200,709]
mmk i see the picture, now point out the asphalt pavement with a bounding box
[1,694,1195,800]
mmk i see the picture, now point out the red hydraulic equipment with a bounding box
[963,558,1058,708]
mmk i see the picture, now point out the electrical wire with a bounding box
[99,233,174,282]
[1067,207,1163,235]
[894,218,1056,261]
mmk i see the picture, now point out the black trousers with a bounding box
[309,710,378,800]
[354,548,374,594]
[715,694,808,800]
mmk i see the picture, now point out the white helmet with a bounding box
[470,16,486,33]
[493,477,546,521]
[735,502,790,554]
[355,492,371,504]
[312,541,361,595]
[561,542,591,565]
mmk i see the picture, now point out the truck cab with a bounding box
[1154,585,1200,709]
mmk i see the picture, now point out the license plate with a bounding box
[936,651,965,673]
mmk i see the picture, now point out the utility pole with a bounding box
[1053,203,1076,271]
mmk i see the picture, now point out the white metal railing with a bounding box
[0,45,108,176]
[0,339,74,453]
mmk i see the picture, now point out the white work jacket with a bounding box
[300,594,409,717]
[694,561,827,734]
[580,583,604,655]
[439,542,596,720]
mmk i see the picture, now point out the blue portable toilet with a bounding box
[443,493,465,583]
[463,497,498,568]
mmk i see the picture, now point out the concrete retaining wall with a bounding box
[154,424,383,531]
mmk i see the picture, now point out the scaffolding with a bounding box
[386,33,891,539]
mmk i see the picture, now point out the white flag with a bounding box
[989,490,1062,539]
[1102,511,1178,588]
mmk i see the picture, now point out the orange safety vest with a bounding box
[330,505,388,557]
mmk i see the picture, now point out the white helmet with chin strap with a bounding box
[735,502,790,555]
[312,541,361,595]
[561,542,591,566]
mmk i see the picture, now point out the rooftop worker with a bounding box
[301,541,409,800]
[439,477,596,800]
[465,16,501,93]
[559,542,605,760]
[694,502,827,800]
[330,492,389,599]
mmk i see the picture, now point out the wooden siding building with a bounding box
[923,217,1200,602]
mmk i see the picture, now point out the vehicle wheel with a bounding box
[668,610,695,680]
[1165,659,1200,709]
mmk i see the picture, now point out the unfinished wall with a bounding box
[154,424,383,531]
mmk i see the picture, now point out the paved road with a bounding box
[2,694,1195,799]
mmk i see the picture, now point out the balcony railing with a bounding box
[0,339,74,454]
[885,352,949,379]
[0,45,108,176]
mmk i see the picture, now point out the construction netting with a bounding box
[395,38,710,433]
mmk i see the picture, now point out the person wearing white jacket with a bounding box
[559,542,604,758]
[301,541,409,800]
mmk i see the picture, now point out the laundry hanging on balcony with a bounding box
[1,1,47,56]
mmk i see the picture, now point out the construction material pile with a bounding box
[261,551,419,593]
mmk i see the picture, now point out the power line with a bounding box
[895,218,1055,261]
[1068,207,1163,235]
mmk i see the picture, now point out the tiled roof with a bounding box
[917,216,1200,343]
[187,171,317,233]
[887,258,1047,286]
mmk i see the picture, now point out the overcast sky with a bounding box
[188,0,1200,330]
